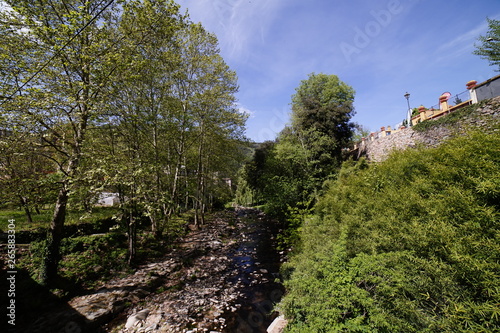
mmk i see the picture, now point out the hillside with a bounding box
[280,115,500,331]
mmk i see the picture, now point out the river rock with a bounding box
[125,309,150,329]
[267,315,288,333]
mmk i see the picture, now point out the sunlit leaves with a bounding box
[474,18,500,71]
[282,130,500,332]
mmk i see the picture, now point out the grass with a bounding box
[3,205,194,292]
[1,206,123,291]
[412,99,490,132]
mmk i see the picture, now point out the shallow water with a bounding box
[223,210,285,333]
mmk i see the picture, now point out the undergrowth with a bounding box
[281,129,500,332]
[10,208,191,293]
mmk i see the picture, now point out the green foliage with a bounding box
[291,72,356,178]
[235,166,256,207]
[26,233,129,288]
[291,73,355,139]
[241,139,315,218]
[474,18,500,71]
[351,125,371,143]
[282,130,500,332]
[275,204,311,251]
[454,96,463,105]
[59,233,129,288]
[241,74,356,220]
[412,107,419,117]
[1,0,247,283]
[0,207,118,232]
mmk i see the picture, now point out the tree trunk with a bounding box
[199,177,206,225]
[196,130,205,226]
[19,195,33,224]
[41,110,87,286]
[41,186,68,286]
[150,213,158,239]
[127,208,137,265]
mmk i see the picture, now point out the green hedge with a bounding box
[281,130,500,332]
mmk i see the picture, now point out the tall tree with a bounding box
[290,73,356,176]
[183,24,242,226]
[474,18,500,71]
[0,0,122,286]
[110,0,186,255]
[171,22,244,227]
[242,74,355,218]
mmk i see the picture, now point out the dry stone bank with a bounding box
[22,209,285,333]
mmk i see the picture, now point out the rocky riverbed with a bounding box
[22,208,286,333]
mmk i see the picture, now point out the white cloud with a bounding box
[438,21,488,54]
[235,102,254,118]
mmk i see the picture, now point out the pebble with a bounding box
[33,209,285,333]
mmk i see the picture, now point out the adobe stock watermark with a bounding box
[4,218,81,332]
[234,287,284,332]
[6,219,16,330]
[339,0,404,64]
[256,106,290,142]
[211,0,243,26]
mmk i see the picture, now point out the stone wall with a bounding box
[359,97,500,162]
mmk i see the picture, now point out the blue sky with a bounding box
[176,0,500,142]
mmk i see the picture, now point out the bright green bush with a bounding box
[281,130,500,332]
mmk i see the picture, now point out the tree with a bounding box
[290,73,356,178]
[108,0,186,259]
[351,124,370,142]
[0,0,122,286]
[167,22,244,227]
[1,0,247,282]
[474,18,500,71]
[242,74,356,218]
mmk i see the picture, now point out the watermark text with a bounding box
[6,219,16,328]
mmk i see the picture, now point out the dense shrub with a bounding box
[281,130,500,332]
[25,233,129,288]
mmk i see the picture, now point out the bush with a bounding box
[25,233,128,288]
[281,130,500,332]
[59,233,128,287]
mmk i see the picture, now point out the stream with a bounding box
[223,208,286,333]
[20,208,286,333]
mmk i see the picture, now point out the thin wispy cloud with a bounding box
[438,22,488,55]
[177,0,500,141]
[179,0,284,61]
[439,12,500,53]
[235,103,254,118]
[433,12,500,65]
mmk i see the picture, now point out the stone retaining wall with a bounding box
[359,97,500,162]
